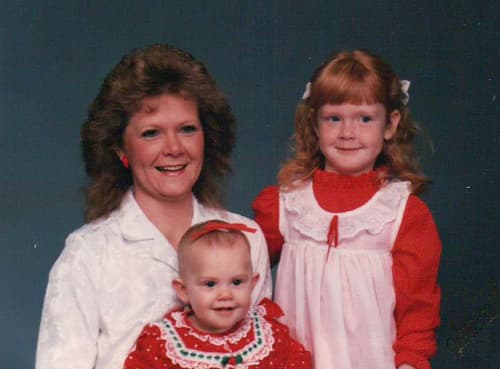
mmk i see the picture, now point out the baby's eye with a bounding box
[205,281,216,288]
[360,116,372,123]
[141,129,159,138]
[180,124,200,134]
[232,279,243,286]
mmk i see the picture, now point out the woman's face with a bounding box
[119,94,204,206]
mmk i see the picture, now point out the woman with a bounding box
[36,44,272,369]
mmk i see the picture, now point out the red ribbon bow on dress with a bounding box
[221,354,243,366]
[326,215,339,260]
[190,220,257,241]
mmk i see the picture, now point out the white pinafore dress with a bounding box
[274,180,410,369]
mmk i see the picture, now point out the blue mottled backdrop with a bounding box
[0,1,497,368]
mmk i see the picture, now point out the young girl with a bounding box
[124,220,311,369]
[253,50,441,369]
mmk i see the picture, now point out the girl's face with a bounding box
[315,102,400,176]
[119,94,204,207]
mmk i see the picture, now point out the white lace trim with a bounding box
[282,181,410,242]
[170,309,253,347]
[158,305,275,368]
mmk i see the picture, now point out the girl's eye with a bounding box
[327,116,341,123]
[205,281,216,288]
[180,124,199,134]
[141,129,158,138]
[232,279,243,286]
[360,116,372,123]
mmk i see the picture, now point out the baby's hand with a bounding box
[398,364,416,369]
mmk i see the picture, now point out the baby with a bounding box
[124,220,311,369]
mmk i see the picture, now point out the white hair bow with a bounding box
[401,80,411,105]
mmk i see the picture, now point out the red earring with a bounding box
[121,155,129,169]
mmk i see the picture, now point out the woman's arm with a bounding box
[36,233,101,369]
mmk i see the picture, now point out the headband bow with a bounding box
[190,221,257,241]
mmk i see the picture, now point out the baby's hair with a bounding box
[279,49,428,194]
[177,220,252,277]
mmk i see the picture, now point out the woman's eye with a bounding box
[360,116,372,123]
[180,124,199,134]
[205,281,216,288]
[141,129,158,138]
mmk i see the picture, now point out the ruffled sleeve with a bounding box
[123,324,171,369]
[258,298,284,319]
[252,186,284,266]
[392,196,442,369]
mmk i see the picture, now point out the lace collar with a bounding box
[156,304,275,368]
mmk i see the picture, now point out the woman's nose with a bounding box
[162,132,183,155]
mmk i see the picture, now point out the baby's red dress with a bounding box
[124,298,311,369]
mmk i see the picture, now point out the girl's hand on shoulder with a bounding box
[398,364,416,369]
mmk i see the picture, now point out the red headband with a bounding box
[190,221,256,241]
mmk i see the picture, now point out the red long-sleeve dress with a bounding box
[253,169,441,369]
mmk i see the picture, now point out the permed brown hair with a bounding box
[81,44,236,221]
[279,49,428,193]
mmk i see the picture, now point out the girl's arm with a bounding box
[36,233,101,369]
[252,185,284,267]
[392,196,442,369]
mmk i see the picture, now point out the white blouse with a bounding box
[36,191,272,369]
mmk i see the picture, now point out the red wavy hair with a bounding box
[279,49,428,194]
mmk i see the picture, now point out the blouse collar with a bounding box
[118,189,201,242]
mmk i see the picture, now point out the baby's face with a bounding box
[180,239,257,333]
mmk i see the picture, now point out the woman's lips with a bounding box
[155,164,187,172]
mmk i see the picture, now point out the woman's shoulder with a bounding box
[47,218,114,279]
[66,210,120,243]
[58,202,130,263]
[56,219,112,265]
[51,198,142,275]
[67,191,140,243]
